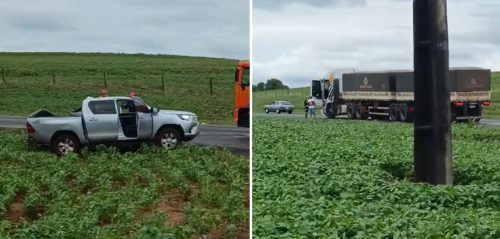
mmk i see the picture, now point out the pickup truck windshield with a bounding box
[134,98,150,113]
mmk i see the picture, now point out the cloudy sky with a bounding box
[0,0,249,59]
[253,0,500,88]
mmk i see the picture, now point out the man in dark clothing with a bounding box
[304,97,309,119]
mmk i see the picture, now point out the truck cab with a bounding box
[234,61,250,127]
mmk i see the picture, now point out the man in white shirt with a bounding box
[307,97,316,118]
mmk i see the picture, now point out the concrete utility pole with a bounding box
[413,0,453,185]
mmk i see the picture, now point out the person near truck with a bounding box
[99,88,109,97]
[303,97,309,119]
[307,97,316,118]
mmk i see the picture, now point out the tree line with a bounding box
[252,78,289,91]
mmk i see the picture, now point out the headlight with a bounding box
[178,114,192,121]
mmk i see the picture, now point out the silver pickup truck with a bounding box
[26,96,199,156]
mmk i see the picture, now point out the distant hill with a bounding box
[0,52,239,125]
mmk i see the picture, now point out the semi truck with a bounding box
[312,68,491,122]
[234,61,250,127]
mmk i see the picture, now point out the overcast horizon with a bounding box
[253,0,500,88]
[0,0,249,60]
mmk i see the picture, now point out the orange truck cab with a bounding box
[234,61,250,127]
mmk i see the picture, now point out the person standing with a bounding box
[303,97,309,119]
[307,97,316,118]
[99,87,109,97]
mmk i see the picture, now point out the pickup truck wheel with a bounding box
[52,134,80,156]
[155,128,182,150]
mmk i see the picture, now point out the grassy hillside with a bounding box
[484,72,500,118]
[0,52,239,125]
[254,73,500,119]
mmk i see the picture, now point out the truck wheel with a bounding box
[237,109,250,127]
[347,104,355,119]
[51,133,80,156]
[389,104,399,121]
[155,128,182,150]
[288,110,293,114]
[451,109,457,122]
[399,104,409,122]
[355,104,368,120]
[325,103,336,119]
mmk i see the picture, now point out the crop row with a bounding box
[253,119,500,238]
[0,130,249,238]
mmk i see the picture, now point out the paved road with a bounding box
[254,113,500,128]
[0,116,249,156]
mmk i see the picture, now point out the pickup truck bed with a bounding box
[27,110,86,145]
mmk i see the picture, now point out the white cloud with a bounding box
[253,0,500,88]
[0,0,249,59]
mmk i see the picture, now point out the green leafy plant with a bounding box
[0,129,248,238]
[253,118,500,238]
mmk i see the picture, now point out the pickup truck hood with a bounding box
[159,110,196,116]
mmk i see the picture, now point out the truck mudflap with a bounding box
[29,109,56,118]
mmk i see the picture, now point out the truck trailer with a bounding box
[312,68,491,122]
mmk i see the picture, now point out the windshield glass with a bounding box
[242,68,249,86]
[134,98,150,113]
[134,97,151,109]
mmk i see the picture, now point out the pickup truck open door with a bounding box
[84,100,119,141]
[134,98,153,139]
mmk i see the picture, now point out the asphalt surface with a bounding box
[254,113,500,128]
[0,116,249,156]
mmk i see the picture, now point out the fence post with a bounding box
[210,78,213,95]
[103,72,108,87]
[52,72,56,85]
[1,68,5,83]
[161,73,165,91]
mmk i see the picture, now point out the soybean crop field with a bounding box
[253,118,500,238]
[0,129,249,238]
[0,53,239,125]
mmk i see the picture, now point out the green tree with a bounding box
[264,78,288,90]
[256,82,265,91]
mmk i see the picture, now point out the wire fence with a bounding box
[252,88,310,98]
[0,67,234,96]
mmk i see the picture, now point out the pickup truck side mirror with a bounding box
[152,107,159,113]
